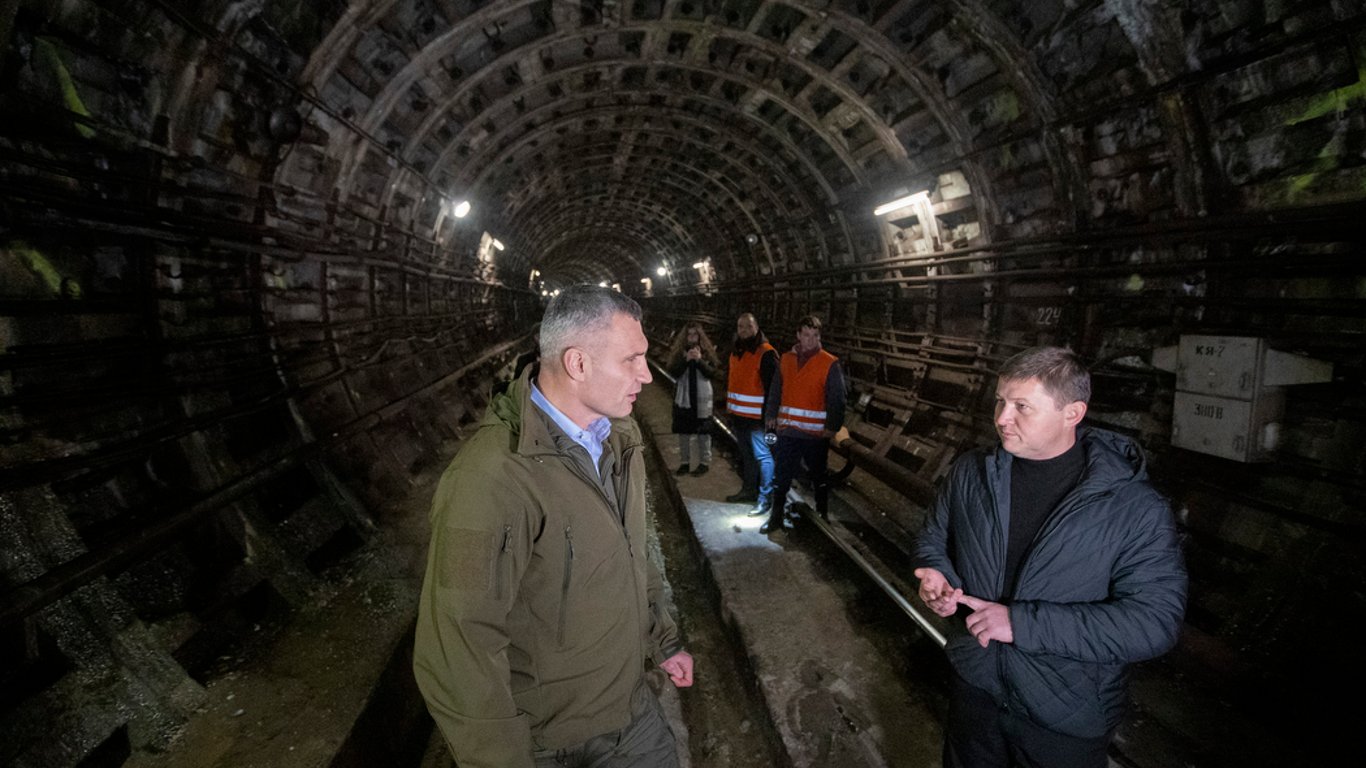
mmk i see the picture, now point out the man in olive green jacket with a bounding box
[414,286,694,768]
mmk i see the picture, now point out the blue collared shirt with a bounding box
[530,382,612,475]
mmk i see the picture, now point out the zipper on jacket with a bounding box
[994,642,1016,713]
[557,525,574,646]
[494,524,511,601]
[616,446,640,552]
[1013,490,1110,598]
[563,448,618,520]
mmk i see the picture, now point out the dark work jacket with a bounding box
[912,427,1187,738]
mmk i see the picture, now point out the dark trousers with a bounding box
[769,435,829,518]
[944,675,1110,768]
[531,682,679,768]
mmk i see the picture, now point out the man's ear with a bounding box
[562,347,589,382]
[1064,400,1088,426]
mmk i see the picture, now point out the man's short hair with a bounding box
[998,346,1091,407]
[539,285,642,362]
[797,315,822,332]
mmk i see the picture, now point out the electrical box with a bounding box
[1170,390,1284,463]
[1153,335,1332,462]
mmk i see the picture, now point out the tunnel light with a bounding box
[873,191,929,217]
[656,265,668,277]
[452,199,471,218]
[693,259,715,286]
[492,238,505,251]
[598,280,609,287]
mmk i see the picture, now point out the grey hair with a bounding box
[539,285,643,363]
[998,346,1091,407]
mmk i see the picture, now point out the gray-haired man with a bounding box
[415,285,694,768]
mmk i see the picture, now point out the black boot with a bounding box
[759,508,785,534]
[726,488,757,503]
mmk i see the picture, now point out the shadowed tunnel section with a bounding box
[2,1,1365,765]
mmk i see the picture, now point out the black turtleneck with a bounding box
[1003,438,1086,598]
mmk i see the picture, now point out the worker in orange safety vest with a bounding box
[724,313,779,515]
[760,315,845,534]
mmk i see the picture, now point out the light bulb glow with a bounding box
[872,191,929,217]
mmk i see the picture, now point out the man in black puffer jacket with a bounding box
[913,346,1187,768]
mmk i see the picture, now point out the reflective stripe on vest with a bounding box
[777,349,836,434]
[727,392,764,417]
[726,343,775,421]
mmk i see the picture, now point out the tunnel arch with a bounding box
[3,1,1366,766]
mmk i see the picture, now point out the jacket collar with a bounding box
[989,426,1147,494]
[496,364,641,458]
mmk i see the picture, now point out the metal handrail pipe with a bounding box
[830,438,937,508]
[804,510,948,648]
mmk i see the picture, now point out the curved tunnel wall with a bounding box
[2,0,1365,764]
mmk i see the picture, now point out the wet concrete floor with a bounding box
[633,377,949,768]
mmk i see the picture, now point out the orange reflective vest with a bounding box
[778,349,837,434]
[726,342,776,421]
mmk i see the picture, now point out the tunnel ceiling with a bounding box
[290,0,952,289]
[14,0,1363,295]
[5,0,1242,292]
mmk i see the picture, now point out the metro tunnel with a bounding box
[1,1,1364,766]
